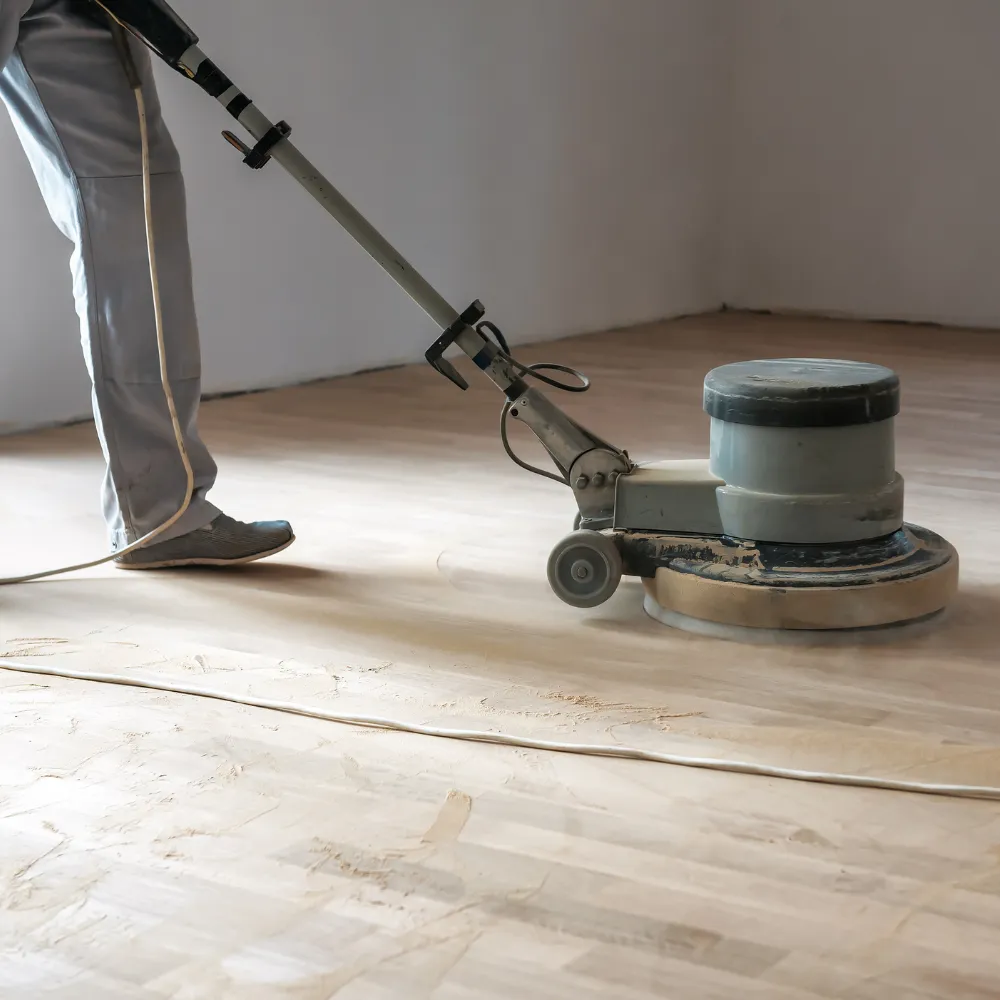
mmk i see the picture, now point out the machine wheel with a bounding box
[547,530,623,608]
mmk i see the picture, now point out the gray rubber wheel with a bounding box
[547,530,623,609]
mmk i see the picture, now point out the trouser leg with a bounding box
[0,0,219,547]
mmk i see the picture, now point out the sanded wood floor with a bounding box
[2,312,1000,999]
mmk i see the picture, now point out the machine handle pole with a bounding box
[245,106,462,332]
[92,1,460,331]
[86,5,628,502]
[177,47,539,408]
[147,35,627,493]
[177,46,463,334]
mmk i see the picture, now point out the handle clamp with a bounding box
[222,120,292,169]
[424,300,486,391]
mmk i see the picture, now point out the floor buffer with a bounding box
[93,0,959,638]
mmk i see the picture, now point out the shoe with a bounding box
[115,514,295,570]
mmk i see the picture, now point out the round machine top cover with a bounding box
[703,358,900,428]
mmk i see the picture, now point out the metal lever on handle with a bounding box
[423,302,488,391]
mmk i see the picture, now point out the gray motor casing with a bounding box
[558,356,958,619]
[704,358,903,544]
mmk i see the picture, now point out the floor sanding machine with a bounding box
[96,0,959,637]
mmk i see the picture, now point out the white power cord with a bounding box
[0,79,194,585]
[2,63,997,806]
[3,657,999,802]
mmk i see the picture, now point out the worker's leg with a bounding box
[0,0,219,549]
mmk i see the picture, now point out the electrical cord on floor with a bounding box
[0,59,194,586]
[2,658,999,802]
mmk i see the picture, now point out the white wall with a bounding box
[720,0,1000,327]
[0,0,723,432]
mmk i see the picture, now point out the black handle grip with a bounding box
[90,0,198,66]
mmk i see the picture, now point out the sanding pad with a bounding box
[639,523,959,635]
[642,598,949,645]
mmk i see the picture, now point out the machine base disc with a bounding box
[633,523,958,633]
[642,595,948,645]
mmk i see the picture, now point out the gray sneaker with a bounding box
[115,514,295,570]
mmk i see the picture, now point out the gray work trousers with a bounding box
[0,0,219,547]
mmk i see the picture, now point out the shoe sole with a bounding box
[114,534,295,571]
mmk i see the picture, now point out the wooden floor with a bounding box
[2,312,1000,999]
